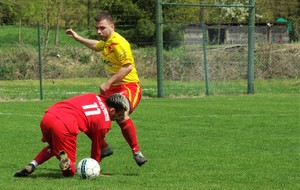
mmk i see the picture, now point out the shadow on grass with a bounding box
[27,168,63,179]
[100,172,140,177]
[16,168,140,179]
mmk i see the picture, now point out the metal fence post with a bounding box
[37,22,43,100]
[201,22,209,96]
[247,0,256,94]
[156,0,164,98]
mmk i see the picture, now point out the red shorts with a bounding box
[100,82,142,113]
[40,112,77,163]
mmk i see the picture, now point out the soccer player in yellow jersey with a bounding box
[65,11,147,166]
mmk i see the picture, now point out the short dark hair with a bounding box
[94,11,114,24]
[105,93,129,112]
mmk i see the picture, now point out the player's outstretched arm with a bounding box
[65,28,99,51]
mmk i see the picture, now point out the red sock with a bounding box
[118,118,140,153]
[34,146,54,165]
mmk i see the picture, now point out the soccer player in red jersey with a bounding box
[14,93,129,177]
[65,11,147,166]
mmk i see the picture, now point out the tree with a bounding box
[0,0,18,25]
[0,0,299,46]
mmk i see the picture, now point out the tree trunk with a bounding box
[54,13,59,46]
[44,12,51,46]
[18,19,22,43]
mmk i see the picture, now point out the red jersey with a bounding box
[45,93,111,162]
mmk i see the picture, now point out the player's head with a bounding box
[105,93,129,121]
[94,11,115,41]
[95,11,114,24]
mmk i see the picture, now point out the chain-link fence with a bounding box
[158,2,299,96]
[0,1,299,100]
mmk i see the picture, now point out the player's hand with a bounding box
[100,82,110,95]
[65,28,78,39]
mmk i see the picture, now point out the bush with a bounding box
[0,41,299,81]
[163,25,184,50]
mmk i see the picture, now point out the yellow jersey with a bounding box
[96,32,139,84]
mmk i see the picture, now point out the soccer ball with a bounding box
[77,158,100,179]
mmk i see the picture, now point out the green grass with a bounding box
[0,78,299,100]
[0,79,299,189]
[0,25,87,50]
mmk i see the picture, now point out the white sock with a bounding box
[30,160,38,168]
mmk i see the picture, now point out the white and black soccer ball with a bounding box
[77,158,100,179]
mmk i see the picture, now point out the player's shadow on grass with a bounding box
[16,168,140,179]
[29,171,139,178]
[101,167,140,177]
[29,168,65,179]
[123,172,139,176]
[100,172,139,177]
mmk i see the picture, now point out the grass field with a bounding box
[0,79,299,190]
[0,78,299,100]
[0,25,84,49]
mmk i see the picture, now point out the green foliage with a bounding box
[0,65,13,80]
[1,25,299,82]
[1,0,298,48]
[0,1,17,25]
[163,24,184,50]
[1,0,299,27]
[132,19,155,46]
[135,19,155,38]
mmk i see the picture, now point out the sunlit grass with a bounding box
[0,78,299,101]
[0,93,299,189]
